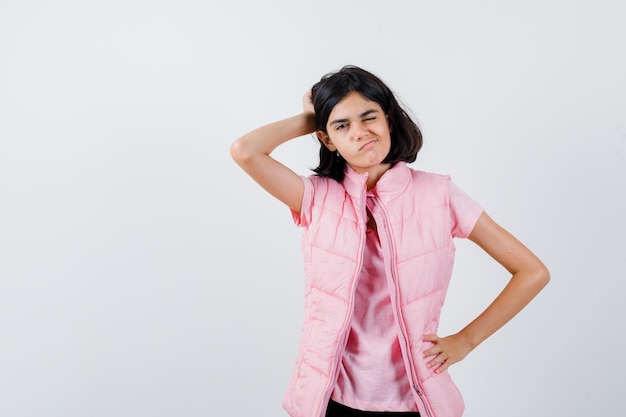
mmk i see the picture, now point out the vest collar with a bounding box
[342,162,412,202]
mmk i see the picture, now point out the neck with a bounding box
[363,163,392,190]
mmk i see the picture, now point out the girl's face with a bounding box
[318,91,392,177]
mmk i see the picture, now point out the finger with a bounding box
[423,337,442,357]
[422,335,439,356]
[435,360,450,373]
[423,348,437,358]
[427,351,446,367]
[423,343,443,358]
[426,355,438,367]
[423,334,439,342]
[437,353,460,373]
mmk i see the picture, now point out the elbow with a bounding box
[534,263,551,290]
[541,264,551,286]
[514,259,550,292]
[230,138,252,165]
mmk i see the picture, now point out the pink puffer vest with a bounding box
[283,162,483,417]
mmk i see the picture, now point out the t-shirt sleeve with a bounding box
[290,175,314,228]
[448,178,484,238]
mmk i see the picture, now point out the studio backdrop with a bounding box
[1,1,624,416]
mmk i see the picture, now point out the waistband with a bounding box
[326,399,421,417]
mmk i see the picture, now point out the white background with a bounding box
[1,1,625,416]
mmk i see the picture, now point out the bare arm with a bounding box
[424,212,550,372]
[230,93,316,213]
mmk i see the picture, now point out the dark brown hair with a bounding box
[311,65,423,182]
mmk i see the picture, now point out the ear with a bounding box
[316,130,336,151]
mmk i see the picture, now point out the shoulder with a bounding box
[408,167,449,180]
[302,174,348,204]
[407,167,452,189]
[305,174,344,191]
[405,168,469,208]
[296,174,352,227]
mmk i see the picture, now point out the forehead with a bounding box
[329,91,383,117]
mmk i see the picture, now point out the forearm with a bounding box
[231,112,316,162]
[229,111,315,212]
[424,213,550,373]
[458,265,550,350]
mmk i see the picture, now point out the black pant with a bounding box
[325,399,421,417]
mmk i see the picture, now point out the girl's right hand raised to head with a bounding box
[303,89,315,115]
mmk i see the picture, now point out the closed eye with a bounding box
[329,109,380,130]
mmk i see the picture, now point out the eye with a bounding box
[364,117,376,122]
[335,123,348,130]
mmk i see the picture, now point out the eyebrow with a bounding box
[329,109,380,126]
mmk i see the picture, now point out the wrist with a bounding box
[456,328,479,352]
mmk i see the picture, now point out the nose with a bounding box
[352,121,369,141]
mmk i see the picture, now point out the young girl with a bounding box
[230,66,549,417]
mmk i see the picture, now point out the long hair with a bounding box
[311,65,423,182]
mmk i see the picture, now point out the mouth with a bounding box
[359,139,377,151]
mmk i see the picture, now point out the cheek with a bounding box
[383,132,393,153]
[381,129,392,145]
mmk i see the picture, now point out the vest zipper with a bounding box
[371,196,435,417]
[318,183,368,417]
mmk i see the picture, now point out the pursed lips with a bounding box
[359,139,377,151]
